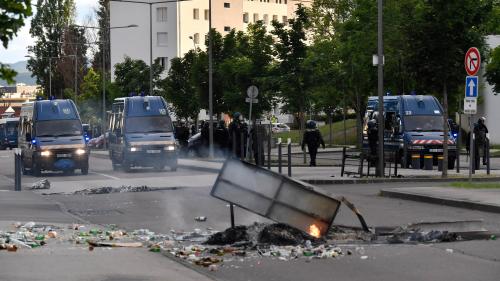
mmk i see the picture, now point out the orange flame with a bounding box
[308,224,321,238]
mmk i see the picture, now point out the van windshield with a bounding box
[6,121,18,136]
[404,115,443,132]
[125,116,173,133]
[36,120,83,137]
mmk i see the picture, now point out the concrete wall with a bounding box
[478,35,500,145]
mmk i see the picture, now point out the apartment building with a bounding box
[109,0,306,79]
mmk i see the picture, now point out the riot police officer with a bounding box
[301,120,325,166]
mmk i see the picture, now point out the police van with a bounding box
[0,117,19,149]
[107,96,177,172]
[363,95,457,169]
[18,100,89,176]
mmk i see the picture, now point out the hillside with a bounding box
[0,60,37,86]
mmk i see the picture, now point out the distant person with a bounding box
[214,120,229,156]
[201,120,209,148]
[473,117,489,169]
[228,112,247,158]
[175,120,190,154]
[301,120,325,167]
[251,125,266,166]
[367,116,379,160]
[191,123,197,136]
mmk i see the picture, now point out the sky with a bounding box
[0,0,99,64]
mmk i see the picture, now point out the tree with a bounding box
[485,46,500,94]
[0,0,32,84]
[271,4,311,129]
[92,0,110,75]
[27,0,76,98]
[113,56,163,95]
[160,51,200,120]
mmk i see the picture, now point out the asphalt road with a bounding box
[1,150,499,281]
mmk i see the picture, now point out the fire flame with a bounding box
[308,224,321,238]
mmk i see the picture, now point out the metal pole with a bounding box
[267,124,271,170]
[208,0,214,158]
[457,111,461,173]
[328,110,332,147]
[49,57,52,98]
[278,138,282,174]
[343,95,347,145]
[246,98,253,160]
[469,116,473,181]
[230,203,235,228]
[287,138,292,177]
[487,138,491,175]
[377,0,385,177]
[14,149,21,191]
[149,3,153,95]
[102,39,106,139]
[74,52,78,101]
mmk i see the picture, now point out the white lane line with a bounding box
[89,171,120,180]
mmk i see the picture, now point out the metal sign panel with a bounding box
[211,158,341,237]
[464,98,477,115]
[465,47,481,76]
[245,97,258,103]
[465,76,478,98]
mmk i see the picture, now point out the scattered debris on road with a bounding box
[72,185,179,195]
[30,179,50,190]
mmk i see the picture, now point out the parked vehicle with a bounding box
[0,117,19,149]
[107,96,177,172]
[363,95,457,169]
[18,100,89,176]
[271,123,291,133]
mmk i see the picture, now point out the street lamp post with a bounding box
[208,0,214,158]
[377,0,384,177]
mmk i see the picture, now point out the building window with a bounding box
[263,14,268,24]
[272,15,278,22]
[224,26,231,32]
[159,57,169,71]
[157,32,168,46]
[284,0,287,3]
[243,13,249,23]
[224,2,230,8]
[193,8,199,19]
[282,16,287,24]
[204,9,209,20]
[253,13,259,23]
[193,33,200,44]
[156,7,167,22]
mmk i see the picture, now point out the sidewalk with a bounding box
[380,186,500,214]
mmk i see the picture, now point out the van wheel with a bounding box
[170,165,177,172]
[123,161,132,172]
[32,161,41,177]
[81,166,89,175]
[153,163,165,171]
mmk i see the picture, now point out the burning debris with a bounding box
[258,223,324,246]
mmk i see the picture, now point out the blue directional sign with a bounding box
[465,76,478,98]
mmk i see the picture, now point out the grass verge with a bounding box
[448,182,500,189]
[273,119,358,145]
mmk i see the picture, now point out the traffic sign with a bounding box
[464,98,477,115]
[246,85,259,99]
[465,47,481,76]
[465,76,478,98]
[245,97,258,103]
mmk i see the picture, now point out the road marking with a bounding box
[89,171,121,180]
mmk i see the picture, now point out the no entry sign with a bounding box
[465,47,481,76]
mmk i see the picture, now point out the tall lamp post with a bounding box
[75,24,138,135]
[376,0,385,177]
[208,0,214,158]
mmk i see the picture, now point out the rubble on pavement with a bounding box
[30,179,50,190]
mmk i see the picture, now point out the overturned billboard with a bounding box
[211,158,341,238]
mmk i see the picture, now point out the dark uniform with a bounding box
[228,112,247,158]
[175,122,190,154]
[473,117,488,169]
[214,120,229,156]
[251,125,266,166]
[302,121,325,167]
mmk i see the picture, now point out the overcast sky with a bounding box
[0,0,98,64]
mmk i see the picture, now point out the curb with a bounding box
[303,176,500,185]
[90,152,221,174]
[380,189,500,214]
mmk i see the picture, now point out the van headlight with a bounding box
[410,146,424,150]
[75,149,86,155]
[165,145,176,151]
[130,147,140,152]
[41,151,51,157]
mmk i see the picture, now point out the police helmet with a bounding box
[306,120,316,129]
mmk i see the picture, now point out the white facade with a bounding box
[478,35,500,145]
[110,0,305,80]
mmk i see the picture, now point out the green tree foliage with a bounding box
[0,0,32,84]
[486,46,500,94]
[92,0,110,74]
[77,68,101,124]
[27,0,76,98]
[271,4,310,127]
[160,51,200,120]
[113,56,163,96]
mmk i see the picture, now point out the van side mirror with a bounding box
[26,133,31,142]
